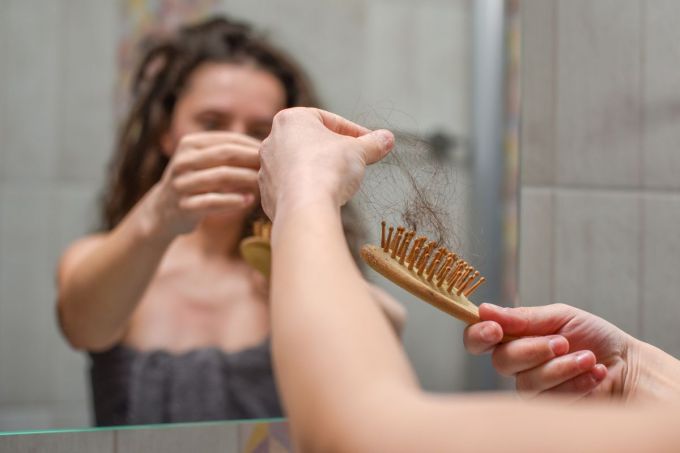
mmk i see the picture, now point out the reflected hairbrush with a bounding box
[360,221,495,328]
[239,219,272,278]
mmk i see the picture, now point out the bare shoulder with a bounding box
[57,234,108,284]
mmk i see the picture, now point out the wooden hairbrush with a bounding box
[239,219,272,278]
[360,221,489,327]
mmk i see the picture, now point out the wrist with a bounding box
[136,185,178,246]
[275,184,337,218]
[271,187,340,246]
[625,337,680,403]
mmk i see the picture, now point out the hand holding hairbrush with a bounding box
[361,221,513,341]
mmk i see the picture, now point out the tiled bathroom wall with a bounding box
[0,0,117,431]
[519,0,680,355]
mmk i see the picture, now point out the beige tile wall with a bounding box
[520,0,680,355]
[0,0,114,431]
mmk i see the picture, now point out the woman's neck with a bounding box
[180,214,248,258]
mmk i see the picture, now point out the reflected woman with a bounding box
[56,17,404,426]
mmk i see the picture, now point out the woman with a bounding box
[56,18,404,426]
[258,107,680,452]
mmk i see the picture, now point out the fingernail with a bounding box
[481,303,502,312]
[576,351,593,369]
[480,325,497,343]
[592,364,607,381]
[377,130,394,148]
[243,193,255,205]
[548,337,567,355]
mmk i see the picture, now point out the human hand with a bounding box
[147,132,260,238]
[464,303,637,402]
[257,107,394,220]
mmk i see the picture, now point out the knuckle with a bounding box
[273,107,304,123]
[514,306,532,318]
[259,137,270,153]
[177,197,191,211]
[178,134,198,148]
[216,146,236,163]
[170,178,184,193]
[171,157,189,174]
[214,166,231,179]
[526,340,549,361]
[491,350,512,376]
[574,373,597,392]
[551,303,571,313]
[515,375,534,395]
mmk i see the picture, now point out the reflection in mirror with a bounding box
[0,0,518,433]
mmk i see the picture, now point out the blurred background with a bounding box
[3,0,680,451]
[0,0,519,432]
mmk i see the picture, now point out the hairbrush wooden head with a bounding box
[239,219,272,278]
[360,221,487,326]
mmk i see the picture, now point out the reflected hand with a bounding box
[147,132,261,238]
[258,107,394,220]
[464,303,636,401]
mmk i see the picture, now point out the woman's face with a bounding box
[162,62,287,155]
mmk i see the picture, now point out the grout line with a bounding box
[549,189,556,306]
[549,0,558,307]
[551,0,559,187]
[638,193,645,340]
[638,0,646,190]
[522,184,680,196]
[637,0,647,340]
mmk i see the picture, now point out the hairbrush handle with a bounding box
[361,244,514,343]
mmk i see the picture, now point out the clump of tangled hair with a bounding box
[357,130,459,253]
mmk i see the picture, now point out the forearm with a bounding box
[270,195,418,450]
[400,395,680,453]
[368,285,406,335]
[58,198,173,351]
[270,200,680,453]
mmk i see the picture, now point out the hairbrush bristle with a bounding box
[437,265,451,288]
[384,226,394,253]
[252,219,272,240]
[417,252,430,276]
[391,228,404,258]
[361,223,509,339]
[437,254,454,282]
[464,277,486,296]
[374,222,486,298]
[380,221,387,248]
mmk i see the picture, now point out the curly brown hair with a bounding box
[100,15,364,258]
[101,16,318,230]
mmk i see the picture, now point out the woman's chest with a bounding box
[124,262,270,352]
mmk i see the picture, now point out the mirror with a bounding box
[0,0,519,432]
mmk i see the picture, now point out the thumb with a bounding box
[479,303,576,337]
[356,129,394,164]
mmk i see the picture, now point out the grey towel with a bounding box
[89,341,283,426]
